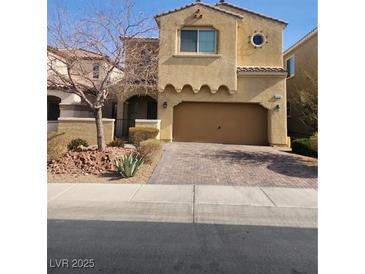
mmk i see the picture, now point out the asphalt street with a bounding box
[48,219,317,274]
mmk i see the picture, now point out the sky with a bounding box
[47,0,318,51]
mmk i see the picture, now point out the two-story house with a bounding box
[152,0,289,146]
[47,46,122,132]
[284,28,318,137]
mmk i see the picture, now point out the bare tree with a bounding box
[47,0,157,151]
[120,37,159,99]
[289,56,318,134]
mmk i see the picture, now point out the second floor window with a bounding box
[286,56,295,78]
[93,63,100,79]
[180,29,217,53]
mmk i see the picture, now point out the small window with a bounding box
[180,29,217,53]
[287,102,291,118]
[286,56,295,78]
[251,33,265,47]
[93,63,100,79]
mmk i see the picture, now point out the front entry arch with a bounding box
[115,95,158,138]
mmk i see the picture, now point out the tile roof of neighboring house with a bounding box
[284,27,318,54]
[122,37,159,42]
[216,2,288,25]
[154,2,243,20]
[237,67,287,73]
[47,45,124,70]
[47,46,106,60]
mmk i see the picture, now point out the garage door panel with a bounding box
[173,102,268,145]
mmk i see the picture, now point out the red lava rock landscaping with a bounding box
[48,146,135,176]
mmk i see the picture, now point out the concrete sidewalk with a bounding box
[48,184,317,228]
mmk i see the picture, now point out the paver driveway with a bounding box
[148,142,317,188]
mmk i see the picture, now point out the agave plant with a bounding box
[115,153,144,178]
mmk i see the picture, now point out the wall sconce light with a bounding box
[275,104,281,111]
[163,101,168,108]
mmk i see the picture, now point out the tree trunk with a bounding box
[95,108,106,151]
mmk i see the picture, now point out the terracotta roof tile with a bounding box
[155,2,243,20]
[47,46,107,60]
[123,37,159,42]
[237,67,287,73]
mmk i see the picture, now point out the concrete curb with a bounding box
[48,183,317,227]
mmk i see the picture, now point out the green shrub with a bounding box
[129,127,159,146]
[108,138,125,147]
[67,138,89,150]
[115,153,144,178]
[137,139,163,164]
[309,132,318,151]
[47,132,70,161]
[292,137,317,158]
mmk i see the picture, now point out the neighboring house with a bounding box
[284,28,318,137]
[137,0,289,146]
[47,46,123,132]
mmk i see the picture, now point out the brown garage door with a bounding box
[173,102,268,145]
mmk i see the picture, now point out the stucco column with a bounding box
[158,95,174,141]
[268,106,288,146]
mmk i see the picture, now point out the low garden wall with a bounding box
[135,119,161,139]
[57,117,115,145]
[47,121,59,132]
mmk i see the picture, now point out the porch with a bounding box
[115,95,158,138]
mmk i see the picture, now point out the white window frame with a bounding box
[179,28,217,54]
[251,33,266,48]
[285,55,295,79]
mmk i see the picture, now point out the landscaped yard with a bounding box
[47,129,163,184]
[48,146,162,184]
[48,131,317,187]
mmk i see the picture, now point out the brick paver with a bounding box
[148,142,317,188]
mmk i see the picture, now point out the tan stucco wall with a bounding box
[284,31,318,136]
[48,89,116,119]
[157,4,238,92]
[48,89,82,105]
[158,75,288,146]
[135,119,161,139]
[217,4,285,67]
[47,89,93,118]
[47,52,123,87]
[57,118,115,145]
[156,3,288,146]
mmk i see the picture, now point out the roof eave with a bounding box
[237,71,287,77]
[154,2,243,21]
[216,2,288,26]
[284,28,318,54]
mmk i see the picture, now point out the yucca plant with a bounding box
[114,153,144,178]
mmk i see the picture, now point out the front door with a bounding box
[147,100,157,119]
